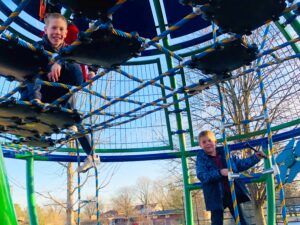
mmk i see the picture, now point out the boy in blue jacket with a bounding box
[196,130,266,225]
[20,13,98,173]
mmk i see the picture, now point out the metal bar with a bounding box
[153,1,194,225]
[217,85,241,225]
[0,0,31,35]
[224,115,265,128]
[156,58,174,150]
[37,79,149,107]
[115,68,174,91]
[26,156,39,225]
[3,126,300,161]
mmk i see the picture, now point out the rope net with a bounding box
[185,22,300,145]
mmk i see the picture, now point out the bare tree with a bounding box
[150,178,185,210]
[83,195,104,220]
[165,182,184,210]
[136,177,152,209]
[111,186,135,218]
[66,159,75,225]
[152,180,169,210]
[83,196,97,220]
[135,177,154,225]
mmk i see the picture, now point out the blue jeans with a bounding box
[20,63,93,155]
[211,193,250,225]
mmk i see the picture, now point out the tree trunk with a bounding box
[252,202,266,225]
[66,162,75,225]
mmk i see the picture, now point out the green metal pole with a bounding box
[275,22,300,54]
[152,1,194,225]
[262,142,276,225]
[26,157,39,225]
[157,58,174,149]
[179,68,196,146]
[284,13,300,34]
[269,24,299,223]
[0,146,19,225]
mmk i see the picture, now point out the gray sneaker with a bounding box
[77,155,100,173]
[68,125,78,133]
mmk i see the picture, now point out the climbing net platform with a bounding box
[0,1,299,225]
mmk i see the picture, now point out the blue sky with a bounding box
[5,156,174,208]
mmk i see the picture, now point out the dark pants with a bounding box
[211,193,249,225]
[20,63,93,155]
[21,63,83,104]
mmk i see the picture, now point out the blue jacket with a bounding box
[196,148,260,210]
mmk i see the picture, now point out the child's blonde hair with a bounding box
[44,13,68,26]
[198,130,217,142]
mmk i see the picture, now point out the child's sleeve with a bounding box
[196,153,222,183]
[232,154,260,172]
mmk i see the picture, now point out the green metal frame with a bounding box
[275,23,299,54]
[59,145,172,154]
[179,67,196,148]
[284,13,300,38]
[153,1,194,225]
[5,116,300,162]
[26,156,39,225]
[262,142,276,225]
[191,117,300,146]
[157,59,175,149]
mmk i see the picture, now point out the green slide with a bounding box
[0,146,19,225]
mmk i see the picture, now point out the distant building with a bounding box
[149,209,185,225]
[106,204,184,225]
[134,204,162,215]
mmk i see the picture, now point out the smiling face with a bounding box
[198,131,217,156]
[44,17,67,49]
